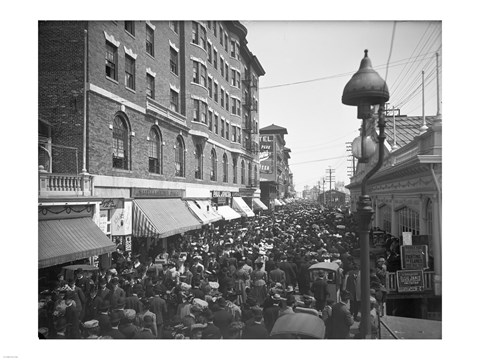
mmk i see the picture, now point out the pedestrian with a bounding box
[345,268,361,321]
[213,297,233,339]
[262,293,281,335]
[202,309,222,339]
[82,319,100,339]
[251,261,268,306]
[150,284,168,338]
[329,290,354,339]
[311,270,330,312]
[243,306,268,339]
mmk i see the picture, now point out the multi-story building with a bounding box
[38,21,265,272]
[258,124,292,208]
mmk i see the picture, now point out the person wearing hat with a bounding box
[136,298,157,337]
[119,309,139,339]
[311,270,329,312]
[82,319,100,339]
[133,315,156,339]
[202,309,221,339]
[262,293,281,335]
[268,262,286,289]
[109,277,126,310]
[104,311,125,339]
[75,268,92,303]
[243,306,268,339]
[213,297,233,339]
[95,300,112,336]
[52,317,68,339]
[251,261,267,306]
[329,290,354,339]
[150,284,168,338]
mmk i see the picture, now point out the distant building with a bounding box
[319,189,347,207]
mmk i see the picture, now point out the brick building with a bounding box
[38,21,265,269]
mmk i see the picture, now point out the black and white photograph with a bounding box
[2,0,477,358]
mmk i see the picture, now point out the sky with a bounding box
[242,20,442,193]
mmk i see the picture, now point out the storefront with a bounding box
[252,197,268,212]
[232,196,255,217]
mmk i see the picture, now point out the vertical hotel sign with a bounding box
[259,136,273,174]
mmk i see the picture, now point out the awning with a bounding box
[232,197,255,217]
[252,198,268,211]
[186,200,222,224]
[216,205,242,221]
[39,217,116,269]
[274,199,283,206]
[133,199,202,238]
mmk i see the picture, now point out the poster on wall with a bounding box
[400,245,428,270]
[111,202,132,236]
[259,139,273,174]
[125,236,132,252]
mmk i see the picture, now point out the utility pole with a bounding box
[385,103,400,150]
[346,142,355,176]
[325,167,335,206]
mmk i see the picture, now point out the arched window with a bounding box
[379,205,391,233]
[232,157,238,184]
[175,136,185,177]
[210,149,217,181]
[223,153,228,182]
[148,127,162,174]
[254,165,258,186]
[241,160,245,185]
[248,162,252,186]
[195,144,203,179]
[112,115,129,169]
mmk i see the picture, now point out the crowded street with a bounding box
[38,200,397,339]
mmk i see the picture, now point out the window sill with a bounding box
[171,71,179,77]
[112,168,132,174]
[146,52,155,60]
[125,30,135,39]
[106,76,119,85]
[190,42,207,54]
[126,87,136,94]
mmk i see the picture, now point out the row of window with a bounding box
[379,204,428,236]
[113,114,256,184]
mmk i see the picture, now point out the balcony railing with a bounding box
[39,168,94,197]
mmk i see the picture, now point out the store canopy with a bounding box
[216,205,242,221]
[39,217,116,269]
[186,200,222,225]
[232,197,255,217]
[274,199,283,206]
[133,199,202,238]
[252,198,268,211]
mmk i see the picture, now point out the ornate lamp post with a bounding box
[342,50,389,338]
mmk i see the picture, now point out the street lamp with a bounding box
[342,49,389,338]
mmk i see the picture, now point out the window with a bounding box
[225,93,229,111]
[146,25,154,56]
[214,83,218,102]
[236,70,241,88]
[220,57,224,77]
[192,22,199,45]
[225,63,229,81]
[175,136,185,177]
[201,65,207,88]
[207,42,212,63]
[231,98,236,115]
[170,47,178,75]
[248,162,252,186]
[226,123,229,142]
[125,55,135,90]
[148,127,162,174]
[223,153,228,182]
[170,89,179,112]
[254,165,258,186]
[193,61,207,87]
[200,27,207,50]
[195,144,203,179]
[220,89,224,107]
[193,99,200,122]
[146,74,155,98]
[380,205,392,234]
[125,21,135,36]
[221,119,225,137]
[219,27,223,45]
[210,149,217,181]
[213,49,218,69]
[233,158,238,184]
[208,110,213,131]
[170,21,179,33]
[105,42,118,80]
[214,114,218,134]
[208,78,213,98]
[112,115,129,170]
[231,69,236,87]
[207,21,211,29]
[397,206,420,236]
[224,33,228,52]
[426,199,433,236]
[213,21,217,37]
[201,102,208,124]
[241,160,245,185]
[230,40,236,57]
[232,126,236,142]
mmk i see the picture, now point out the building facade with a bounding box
[347,112,442,319]
[38,21,265,270]
[258,124,293,208]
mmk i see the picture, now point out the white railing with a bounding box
[38,169,93,197]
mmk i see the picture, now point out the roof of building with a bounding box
[384,115,437,149]
[259,124,288,135]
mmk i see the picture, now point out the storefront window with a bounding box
[397,206,420,236]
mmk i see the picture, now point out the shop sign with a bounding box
[211,190,231,198]
[400,245,428,270]
[100,198,122,210]
[132,188,185,198]
[237,188,254,197]
[125,236,132,251]
[396,270,424,293]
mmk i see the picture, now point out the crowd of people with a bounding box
[38,200,394,339]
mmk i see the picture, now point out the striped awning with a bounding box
[186,200,222,225]
[216,205,242,221]
[39,217,116,269]
[252,198,268,211]
[133,199,203,238]
[274,199,283,206]
[232,197,255,217]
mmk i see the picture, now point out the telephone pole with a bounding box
[325,167,335,206]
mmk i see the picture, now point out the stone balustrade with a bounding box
[38,167,93,197]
